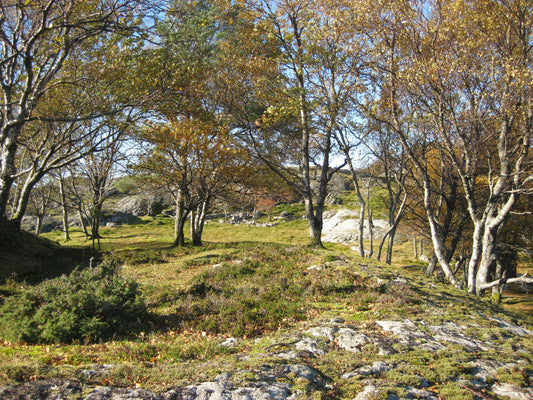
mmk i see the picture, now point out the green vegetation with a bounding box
[0,261,147,344]
[0,217,531,398]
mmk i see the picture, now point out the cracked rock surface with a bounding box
[1,313,531,400]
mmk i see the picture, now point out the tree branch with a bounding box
[477,272,533,292]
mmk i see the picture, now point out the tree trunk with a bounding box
[367,209,374,258]
[385,225,397,265]
[10,171,45,229]
[0,133,18,221]
[421,178,462,288]
[190,197,209,246]
[58,173,71,241]
[476,223,499,294]
[90,205,102,250]
[426,254,437,276]
[304,197,323,247]
[76,202,90,239]
[465,216,482,290]
[173,196,188,247]
[377,189,407,265]
[174,215,186,247]
[293,19,330,248]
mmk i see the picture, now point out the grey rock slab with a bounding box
[469,359,527,386]
[321,209,390,244]
[79,364,115,380]
[273,364,320,382]
[273,350,307,360]
[422,322,491,352]
[353,385,379,400]
[376,341,397,356]
[305,326,339,342]
[336,328,369,353]
[170,379,293,400]
[294,337,327,356]
[490,316,533,337]
[220,338,239,348]
[85,386,161,400]
[375,320,433,350]
[376,320,421,336]
[491,383,533,400]
[404,387,439,400]
[342,361,392,379]
[0,379,83,400]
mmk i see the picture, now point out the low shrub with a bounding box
[0,261,148,344]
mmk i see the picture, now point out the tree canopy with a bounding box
[1,0,531,295]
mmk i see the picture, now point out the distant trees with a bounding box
[363,121,410,265]
[135,0,252,247]
[138,119,250,247]
[74,117,132,249]
[238,0,369,247]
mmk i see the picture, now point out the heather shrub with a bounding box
[0,261,148,344]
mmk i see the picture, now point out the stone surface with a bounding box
[341,361,391,379]
[335,328,369,353]
[321,209,390,243]
[294,336,327,356]
[353,384,379,400]
[305,326,338,342]
[491,383,533,400]
[0,379,83,400]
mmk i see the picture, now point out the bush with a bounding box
[113,176,138,194]
[0,261,148,344]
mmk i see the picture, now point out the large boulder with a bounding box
[116,195,168,217]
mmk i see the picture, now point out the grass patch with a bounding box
[0,216,530,396]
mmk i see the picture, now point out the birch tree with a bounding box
[0,0,149,230]
[357,0,532,292]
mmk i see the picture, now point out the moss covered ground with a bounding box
[0,216,531,399]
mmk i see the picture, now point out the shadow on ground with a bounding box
[0,225,94,285]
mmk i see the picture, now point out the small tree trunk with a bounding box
[491,257,504,303]
[426,253,437,276]
[476,226,498,295]
[59,173,71,241]
[10,172,44,230]
[190,197,209,246]
[367,209,374,258]
[35,214,44,235]
[76,202,90,239]
[385,226,397,265]
[304,197,323,247]
[0,134,18,221]
[413,234,418,258]
[173,196,188,247]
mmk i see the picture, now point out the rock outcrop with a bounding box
[2,312,531,400]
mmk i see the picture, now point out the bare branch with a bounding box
[477,272,533,292]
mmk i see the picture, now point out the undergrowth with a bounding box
[0,217,531,397]
[0,260,148,344]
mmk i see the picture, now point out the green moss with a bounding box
[436,382,475,400]
[385,369,426,387]
[496,366,530,387]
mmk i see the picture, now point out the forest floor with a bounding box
[0,215,531,399]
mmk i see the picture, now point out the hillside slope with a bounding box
[0,218,531,399]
